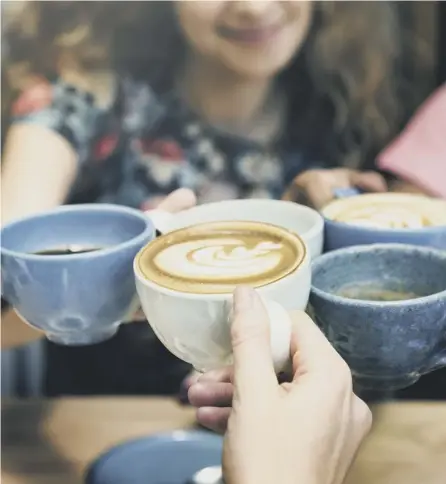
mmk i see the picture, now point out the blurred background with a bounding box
[1,0,445,399]
[1,2,446,484]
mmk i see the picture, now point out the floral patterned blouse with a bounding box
[10,75,320,208]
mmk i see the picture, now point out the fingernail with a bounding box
[234,286,255,314]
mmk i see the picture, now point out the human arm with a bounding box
[1,123,77,225]
[1,78,97,347]
[0,74,106,224]
[0,125,74,349]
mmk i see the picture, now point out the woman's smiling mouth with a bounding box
[217,23,283,46]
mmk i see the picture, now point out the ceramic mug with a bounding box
[134,225,312,373]
[1,204,155,345]
[148,198,324,259]
[323,192,446,252]
[310,243,446,390]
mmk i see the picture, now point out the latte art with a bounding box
[137,221,306,294]
[156,239,284,280]
[323,194,446,229]
[331,205,430,229]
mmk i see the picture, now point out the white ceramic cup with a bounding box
[134,208,312,373]
[147,199,324,259]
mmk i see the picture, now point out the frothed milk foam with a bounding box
[322,193,446,229]
[137,221,306,294]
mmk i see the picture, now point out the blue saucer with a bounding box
[85,430,223,484]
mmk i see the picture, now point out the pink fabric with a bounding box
[378,84,446,199]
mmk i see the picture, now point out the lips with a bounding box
[217,23,282,45]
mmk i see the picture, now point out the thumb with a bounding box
[231,286,277,397]
[350,171,387,193]
[156,188,197,213]
[289,310,343,381]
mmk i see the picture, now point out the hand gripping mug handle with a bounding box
[229,297,292,374]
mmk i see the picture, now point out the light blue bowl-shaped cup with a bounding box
[323,191,446,252]
[1,204,155,345]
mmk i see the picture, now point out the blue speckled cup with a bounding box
[310,244,446,390]
[1,204,154,345]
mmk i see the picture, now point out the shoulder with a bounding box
[9,72,119,164]
[11,70,116,117]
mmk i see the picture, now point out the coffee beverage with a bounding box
[322,193,446,229]
[34,246,103,256]
[136,208,312,373]
[137,221,306,294]
[336,283,422,302]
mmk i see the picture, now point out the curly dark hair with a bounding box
[2,1,434,167]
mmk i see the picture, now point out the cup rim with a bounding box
[175,199,324,242]
[322,193,446,235]
[0,204,154,262]
[323,215,446,235]
[311,243,446,307]
[134,220,311,301]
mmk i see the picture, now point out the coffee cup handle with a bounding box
[123,209,174,322]
[263,298,292,373]
[144,209,175,235]
[229,297,292,374]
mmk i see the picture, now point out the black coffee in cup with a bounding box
[33,246,103,256]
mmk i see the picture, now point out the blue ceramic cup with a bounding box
[310,244,446,390]
[1,204,154,345]
[322,193,446,252]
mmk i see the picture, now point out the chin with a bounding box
[224,55,292,80]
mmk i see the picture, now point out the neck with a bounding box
[179,55,274,130]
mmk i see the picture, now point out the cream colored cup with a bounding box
[147,199,324,259]
[134,224,311,373]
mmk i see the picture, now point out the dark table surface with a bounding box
[45,320,446,401]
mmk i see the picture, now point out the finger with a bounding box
[188,381,233,407]
[281,183,308,204]
[178,370,202,404]
[351,171,387,193]
[231,286,277,396]
[305,179,337,210]
[182,370,202,389]
[289,310,342,379]
[198,367,233,384]
[156,188,197,213]
[196,406,231,434]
